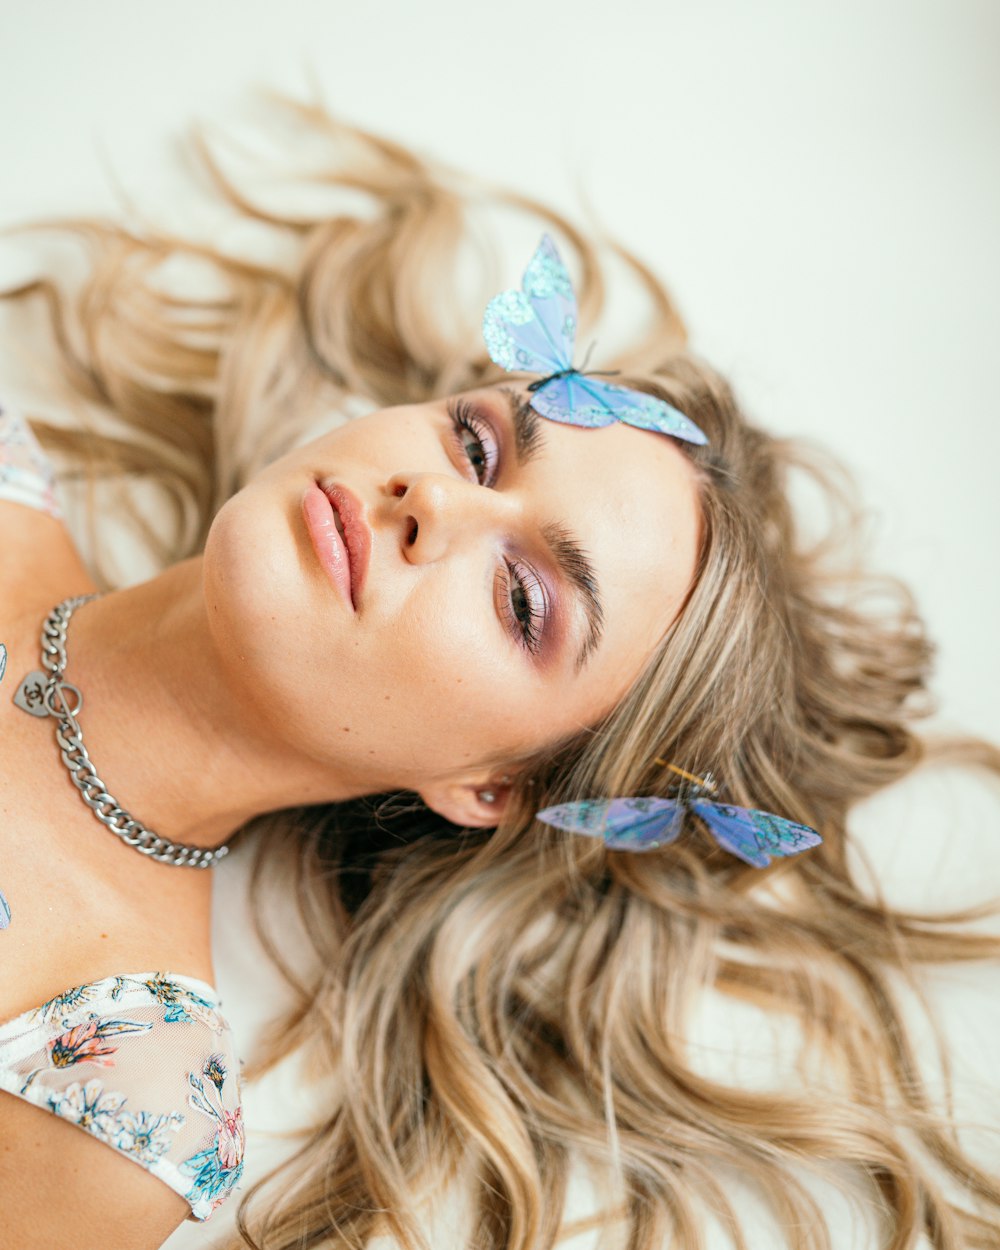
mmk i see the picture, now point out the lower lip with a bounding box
[302,482,354,610]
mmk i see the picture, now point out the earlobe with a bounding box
[419,778,512,828]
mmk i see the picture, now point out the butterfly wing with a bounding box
[691,800,822,868]
[483,234,577,375]
[536,797,684,851]
[528,371,617,427]
[570,375,708,445]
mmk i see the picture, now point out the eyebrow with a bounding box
[496,386,605,670]
[499,385,547,467]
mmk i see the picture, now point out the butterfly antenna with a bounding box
[654,759,717,794]
[552,336,621,381]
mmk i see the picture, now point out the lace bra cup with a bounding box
[0,972,244,1222]
[0,401,65,521]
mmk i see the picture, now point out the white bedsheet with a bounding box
[1,3,997,1245]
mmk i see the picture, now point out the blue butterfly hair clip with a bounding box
[536,762,822,869]
[482,234,709,445]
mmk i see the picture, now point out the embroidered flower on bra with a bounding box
[113,1109,186,1164]
[181,1060,246,1213]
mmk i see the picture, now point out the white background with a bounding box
[2,0,997,744]
[1,2,998,1247]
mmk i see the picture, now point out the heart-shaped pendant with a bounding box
[13,669,52,717]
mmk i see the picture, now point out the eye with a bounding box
[497,560,547,654]
[446,398,499,487]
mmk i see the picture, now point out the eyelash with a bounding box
[446,397,547,655]
[446,398,499,487]
[497,562,547,656]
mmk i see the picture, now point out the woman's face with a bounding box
[204,386,702,822]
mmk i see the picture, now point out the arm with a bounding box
[0,1094,190,1250]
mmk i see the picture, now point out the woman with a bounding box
[1,101,998,1250]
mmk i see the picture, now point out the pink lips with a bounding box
[302,481,371,610]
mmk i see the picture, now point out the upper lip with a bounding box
[318,481,371,609]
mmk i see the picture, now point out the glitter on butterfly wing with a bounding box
[482,290,538,371]
[0,642,7,685]
[522,235,575,301]
[690,801,822,867]
[536,797,685,851]
[520,238,578,365]
[483,235,577,375]
[0,889,11,930]
[585,377,708,445]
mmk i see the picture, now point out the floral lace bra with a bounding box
[0,973,244,1222]
[0,407,244,1220]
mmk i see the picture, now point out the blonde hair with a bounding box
[6,96,999,1250]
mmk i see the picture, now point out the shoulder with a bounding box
[0,523,95,635]
[0,401,93,598]
[0,501,90,594]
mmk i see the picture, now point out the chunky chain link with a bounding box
[37,595,229,869]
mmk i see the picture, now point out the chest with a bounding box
[0,725,216,1021]
[0,579,215,1024]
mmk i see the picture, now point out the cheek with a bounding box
[361,590,521,739]
[310,409,431,469]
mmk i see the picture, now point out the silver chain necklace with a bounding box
[12,594,230,869]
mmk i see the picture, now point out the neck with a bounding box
[19,558,357,851]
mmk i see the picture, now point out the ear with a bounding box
[418,776,514,829]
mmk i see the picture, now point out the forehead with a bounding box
[496,387,704,689]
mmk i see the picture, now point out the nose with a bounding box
[388,472,508,564]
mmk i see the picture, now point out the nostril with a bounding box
[393,484,407,498]
[406,519,418,545]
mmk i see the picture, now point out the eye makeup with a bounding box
[444,395,552,656]
[496,560,548,655]
[446,397,500,487]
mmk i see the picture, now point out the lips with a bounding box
[303,480,371,610]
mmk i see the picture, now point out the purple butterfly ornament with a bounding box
[536,791,822,869]
[482,234,708,445]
